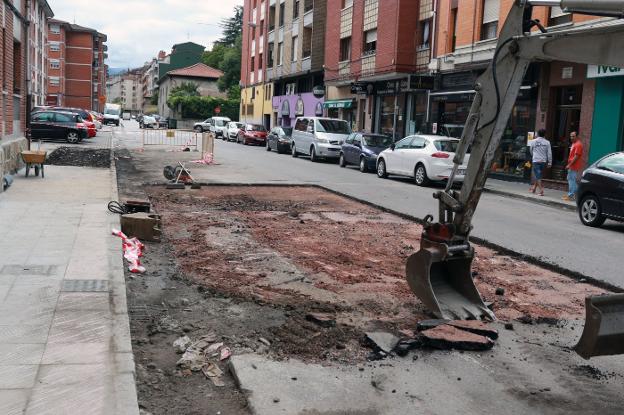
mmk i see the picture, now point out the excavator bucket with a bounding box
[574,294,624,359]
[406,245,495,321]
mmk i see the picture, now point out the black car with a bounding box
[30,111,88,143]
[577,152,624,227]
[266,126,293,153]
[340,133,394,172]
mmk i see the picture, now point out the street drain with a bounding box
[62,279,110,292]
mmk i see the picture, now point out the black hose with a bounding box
[108,200,128,215]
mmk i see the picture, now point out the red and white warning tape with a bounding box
[112,229,146,273]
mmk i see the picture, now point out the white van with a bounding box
[209,116,232,137]
[103,103,122,126]
[290,117,352,162]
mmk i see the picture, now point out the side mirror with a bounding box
[307,126,314,133]
[390,143,396,151]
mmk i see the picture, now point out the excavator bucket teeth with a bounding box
[406,247,495,321]
[574,294,624,359]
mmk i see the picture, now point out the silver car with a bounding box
[290,117,351,162]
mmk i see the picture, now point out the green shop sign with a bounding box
[587,65,624,79]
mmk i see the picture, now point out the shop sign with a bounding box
[587,65,624,79]
[441,71,478,90]
[562,66,573,79]
[281,99,291,116]
[312,85,325,98]
[400,75,435,92]
[376,81,398,96]
[315,101,324,116]
[295,98,305,116]
[351,82,375,95]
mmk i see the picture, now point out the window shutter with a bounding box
[366,29,377,43]
[482,0,500,24]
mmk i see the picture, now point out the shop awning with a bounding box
[323,99,355,109]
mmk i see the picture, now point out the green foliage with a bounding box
[166,95,239,120]
[202,43,227,69]
[150,90,159,106]
[217,5,243,47]
[170,82,200,97]
[227,84,241,101]
[112,97,122,104]
[217,34,242,94]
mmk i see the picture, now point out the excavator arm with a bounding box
[406,0,624,334]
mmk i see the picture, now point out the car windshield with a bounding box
[104,108,118,115]
[246,124,266,132]
[597,153,624,174]
[281,127,293,136]
[215,120,226,127]
[363,134,393,147]
[235,123,244,129]
[315,119,351,134]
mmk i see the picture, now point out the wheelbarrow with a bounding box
[21,150,47,178]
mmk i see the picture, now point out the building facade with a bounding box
[141,57,159,112]
[47,20,107,112]
[106,70,143,114]
[27,0,54,108]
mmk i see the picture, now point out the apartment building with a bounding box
[141,57,159,112]
[46,19,107,112]
[27,0,54,108]
[106,70,143,114]
[324,0,434,137]
[431,1,605,182]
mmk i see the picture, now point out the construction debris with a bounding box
[174,333,230,386]
[112,229,146,273]
[447,320,499,340]
[173,336,191,354]
[305,312,336,328]
[365,332,400,354]
[419,325,495,351]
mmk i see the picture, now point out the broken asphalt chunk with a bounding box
[416,319,450,331]
[447,320,499,340]
[365,332,400,354]
[420,325,495,351]
[305,312,336,328]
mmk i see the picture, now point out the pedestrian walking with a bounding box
[563,131,583,201]
[528,129,552,196]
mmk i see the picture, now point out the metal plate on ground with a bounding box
[61,279,110,292]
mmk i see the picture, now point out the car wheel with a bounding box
[310,146,318,162]
[194,126,203,133]
[579,195,606,227]
[66,131,79,144]
[291,143,298,158]
[359,157,367,173]
[237,133,242,144]
[377,159,388,178]
[414,164,431,186]
[266,140,271,151]
[339,153,346,168]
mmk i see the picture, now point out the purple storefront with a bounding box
[272,93,325,127]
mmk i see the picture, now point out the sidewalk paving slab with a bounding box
[0,162,139,415]
[485,178,576,210]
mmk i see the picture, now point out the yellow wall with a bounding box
[240,83,273,125]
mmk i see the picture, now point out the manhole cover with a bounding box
[62,280,110,292]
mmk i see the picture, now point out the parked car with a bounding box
[291,117,351,162]
[266,126,294,153]
[236,124,267,145]
[139,115,158,129]
[376,135,470,186]
[153,114,168,129]
[226,122,244,141]
[340,133,394,172]
[51,107,96,137]
[193,118,213,132]
[577,152,624,227]
[89,111,103,130]
[30,110,88,143]
[209,116,232,137]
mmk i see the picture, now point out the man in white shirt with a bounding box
[528,129,552,196]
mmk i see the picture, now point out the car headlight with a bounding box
[317,138,329,143]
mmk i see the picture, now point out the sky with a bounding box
[49,0,243,69]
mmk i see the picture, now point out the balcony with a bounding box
[290,61,297,74]
[268,30,275,43]
[292,19,299,36]
[260,2,266,20]
[266,67,273,80]
[250,71,255,84]
[340,6,353,38]
[259,35,264,53]
[361,55,376,77]
[338,61,351,78]
[302,56,311,72]
[303,10,313,28]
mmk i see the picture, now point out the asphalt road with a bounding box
[114,121,624,289]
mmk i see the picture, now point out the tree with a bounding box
[217,6,243,47]
[150,90,158,106]
[202,43,227,69]
[170,82,200,98]
[217,35,242,93]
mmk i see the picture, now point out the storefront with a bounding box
[323,99,356,129]
[587,65,624,164]
[429,66,539,180]
[272,93,325,127]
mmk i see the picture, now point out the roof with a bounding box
[166,63,223,79]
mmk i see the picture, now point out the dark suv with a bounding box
[30,111,88,143]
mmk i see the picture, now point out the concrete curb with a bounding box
[109,148,140,415]
[484,187,577,211]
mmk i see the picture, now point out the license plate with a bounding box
[457,169,466,175]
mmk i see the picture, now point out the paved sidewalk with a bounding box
[0,165,138,414]
[485,178,576,210]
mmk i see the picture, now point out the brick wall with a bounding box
[310,0,327,72]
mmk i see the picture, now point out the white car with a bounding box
[226,122,244,141]
[193,118,213,132]
[376,135,470,186]
[209,116,232,138]
[89,112,102,130]
[140,115,158,129]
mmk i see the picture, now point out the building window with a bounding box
[293,0,300,19]
[419,18,432,50]
[481,0,500,40]
[49,42,60,52]
[267,42,275,67]
[339,37,351,61]
[549,6,573,26]
[277,42,284,65]
[302,27,312,58]
[250,56,255,72]
[50,77,60,86]
[50,60,60,69]
[449,5,458,52]
[291,36,298,62]
[363,29,377,56]
[279,3,285,27]
[342,0,353,8]
[50,24,60,34]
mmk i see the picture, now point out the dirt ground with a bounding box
[113,147,624,414]
[46,146,111,168]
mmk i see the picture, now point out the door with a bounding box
[343,133,355,163]
[401,136,427,176]
[349,134,363,164]
[293,118,308,153]
[595,154,624,218]
[53,112,73,139]
[386,136,413,175]
[30,112,53,139]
